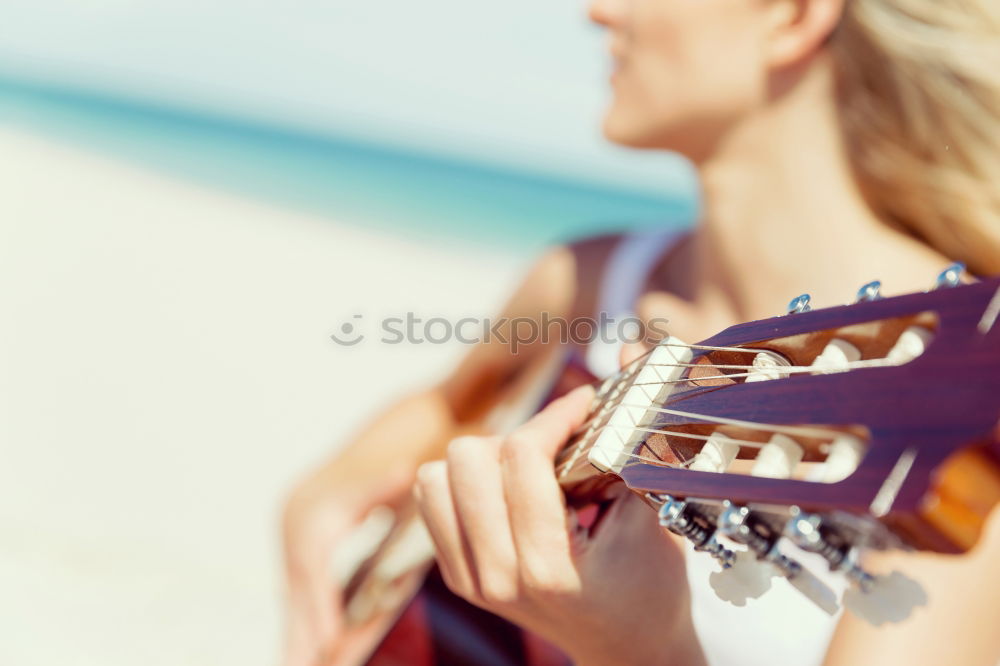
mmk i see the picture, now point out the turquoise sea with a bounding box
[0,77,697,251]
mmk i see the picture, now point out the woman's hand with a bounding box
[413,385,706,666]
[281,460,412,666]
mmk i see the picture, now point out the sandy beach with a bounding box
[0,127,525,665]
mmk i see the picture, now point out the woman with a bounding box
[283,0,1000,663]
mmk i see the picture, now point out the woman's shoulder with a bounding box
[562,230,630,254]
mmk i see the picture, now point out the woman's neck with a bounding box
[686,56,950,326]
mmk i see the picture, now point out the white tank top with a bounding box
[585,227,682,378]
[585,228,841,666]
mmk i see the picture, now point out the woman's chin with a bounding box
[601,114,659,149]
[601,112,709,159]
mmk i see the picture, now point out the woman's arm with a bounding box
[281,247,579,666]
[824,509,1000,666]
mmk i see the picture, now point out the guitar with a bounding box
[329,265,1000,665]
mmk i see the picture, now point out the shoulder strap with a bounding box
[596,228,682,321]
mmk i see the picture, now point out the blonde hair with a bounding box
[831,0,1000,275]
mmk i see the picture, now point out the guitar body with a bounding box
[367,567,569,666]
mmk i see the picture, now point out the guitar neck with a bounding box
[557,448,621,504]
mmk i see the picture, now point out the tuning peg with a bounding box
[751,434,804,479]
[933,262,965,289]
[783,510,927,624]
[785,510,871,581]
[688,432,739,473]
[655,495,735,569]
[855,280,882,302]
[787,294,812,314]
[745,351,792,383]
[719,503,840,615]
[785,511,850,566]
[655,497,775,608]
[811,338,861,374]
[719,504,780,559]
[820,435,866,483]
[886,326,933,365]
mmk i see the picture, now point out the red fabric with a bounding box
[522,631,573,666]
[367,595,435,666]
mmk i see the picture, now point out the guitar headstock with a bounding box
[566,265,1000,623]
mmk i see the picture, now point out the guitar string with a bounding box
[615,404,843,439]
[558,337,870,471]
[560,387,842,471]
[573,336,888,417]
[630,361,892,387]
[657,340,776,354]
[556,405,693,475]
[564,341,663,431]
[558,416,841,478]
[569,361,866,438]
[556,384,831,475]
[571,337,856,396]
[554,330,919,479]
[559,398,843,475]
[591,332,912,368]
[571,349,892,436]
[573,337,766,393]
[631,371,793,385]
[639,358,893,373]
[558,447,690,473]
[589,422,835,449]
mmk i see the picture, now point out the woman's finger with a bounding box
[413,460,476,597]
[500,385,595,586]
[619,339,650,370]
[446,436,519,604]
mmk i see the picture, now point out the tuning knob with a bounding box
[934,262,965,289]
[783,510,927,625]
[752,434,804,479]
[709,549,774,606]
[785,511,852,566]
[855,280,882,302]
[656,497,777,608]
[887,326,933,365]
[719,505,788,566]
[842,569,928,626]
[787,294,812,314]
[744,351,792,383]
[719,503,840,615]
[655,495,734,569]
[688,432,739,473]
[811,338,861,374]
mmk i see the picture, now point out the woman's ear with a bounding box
[765,0,846,68]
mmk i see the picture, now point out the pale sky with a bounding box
[0,0,695,195]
